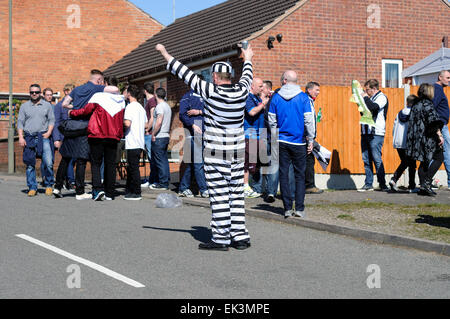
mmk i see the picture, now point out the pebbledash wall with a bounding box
[0,0,163,94]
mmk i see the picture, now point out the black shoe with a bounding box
[418,187,435,197]
[231,240,251,250]
[198,241,229,251]
[124,193,142,201]
[265,194,276,203]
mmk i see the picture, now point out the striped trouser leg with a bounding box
[229,160,250,242]
[204,156,232,245]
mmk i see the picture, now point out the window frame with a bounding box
[382,59,403,88]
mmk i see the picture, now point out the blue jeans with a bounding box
[27,138,54,190]
[179,136,207,193]
[442,125,450,187]
[150,137,170,188]
[262,139,279,196]
[279,142,307,212]
[249,168,262,193]
[361,134,386,187]
[263,166,279,196]
[143,134,153,182]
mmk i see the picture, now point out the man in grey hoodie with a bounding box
[268,71,315,218]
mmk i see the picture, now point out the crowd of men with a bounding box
[16,42,449,250]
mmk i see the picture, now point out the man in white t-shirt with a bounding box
[149,87,172,190]
[123,85,148,200]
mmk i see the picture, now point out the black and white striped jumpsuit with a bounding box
[167,58,253,245]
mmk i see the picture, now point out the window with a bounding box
[382,59,403,88]
[195,68,212,83]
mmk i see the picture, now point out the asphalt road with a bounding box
[0,176,449,299]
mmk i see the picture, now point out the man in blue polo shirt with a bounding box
[433,70,450,190]
[244,77,269,198]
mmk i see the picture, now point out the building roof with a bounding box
[104,0,306,81]
[402,47,450,77]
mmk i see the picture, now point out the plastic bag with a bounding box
[155,193,183,208]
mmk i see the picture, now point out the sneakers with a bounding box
[105,196,114,201]
[305,187,324,194]
[45,187,53,196]
[389,179,399,192]
[284,210,293,219]
[409,188,420,193]
[198,241,229,251]
[244,186,261,198]
[265,194,275,203]
[358,185,374,192]
[53,188,63,199]
[141,180,150,188]
[293,211,307,218]
[200,190,209,198]
[418,187,435,197]
[76,193,91,201]
[93,190,105,201]
[124,193,142,201]
[63,182,76,192]
[178,189,194,197]
[149,184,169,190]
[27,190,37,197]
[379,185,389,192]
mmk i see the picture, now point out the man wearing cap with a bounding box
[156,43,254,251]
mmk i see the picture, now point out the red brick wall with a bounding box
[250,0,450,87]
[0,0,163,94]
[160,0,449,152]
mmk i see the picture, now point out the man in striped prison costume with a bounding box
[156,43,254,251]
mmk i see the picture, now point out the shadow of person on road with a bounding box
[142,225,212,243]
[415,215,450,229]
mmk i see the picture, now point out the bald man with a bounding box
[268,70,315,218]
[243,77,270,198]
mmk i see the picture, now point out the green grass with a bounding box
[310,201,450,243]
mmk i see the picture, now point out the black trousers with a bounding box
[305,152,316,189]
[392,149,416,189]
[89,138,118,198]
[126,149,142,195]
[55,157,87,195]
[418,149,444,187]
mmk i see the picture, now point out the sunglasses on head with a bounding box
[30,91,41,95]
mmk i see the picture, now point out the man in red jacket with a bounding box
[63,91,126,201]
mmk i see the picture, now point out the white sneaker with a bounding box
[293,211,306,218]
[76,193,91,200]
[141,181,150,188]
[178,189,194,197]
[245,190,261,198]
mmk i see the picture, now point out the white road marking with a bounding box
[16,234,145,288]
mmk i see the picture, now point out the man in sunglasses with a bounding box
[17,84,55,197]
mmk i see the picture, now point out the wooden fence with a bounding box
[313,86,450,174]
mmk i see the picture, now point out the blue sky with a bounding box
[129,0,227,26]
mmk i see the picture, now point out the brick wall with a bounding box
[0,0,163,94]
[249,0,450,87]
[159,0,449,154]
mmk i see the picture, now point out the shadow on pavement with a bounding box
[415,215,450,229]
[251,203,284,216]
[142,225,211,243]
